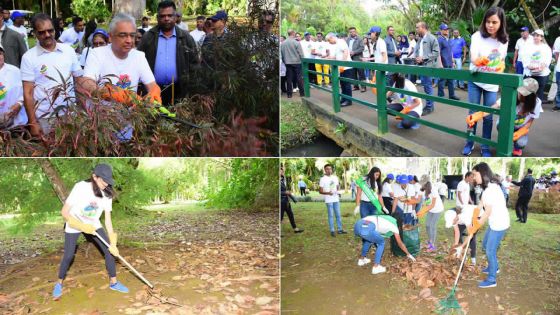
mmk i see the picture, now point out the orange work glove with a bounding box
[466,111,485,128]
[468,207,482,235]
[417,205,430,219]
[396,106,412,121]
[101,84,138,105]
[405,198,417,205]
[144,84,162,104]
[371,75,377,95]
[513,125,530,141]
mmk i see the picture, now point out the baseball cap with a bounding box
[444,210,457,228]
[517,78,539,96]
[304,32,310,36]
[551,170,557,175]
[369,26,381,33]
[387,173,394,180]
[398,175,409,185]
[93,164,114,186]
[520,26,529,32]
[439,23,448,30]
[11,11,25,19]
[533,29,544,36]
[210,10,228,21]
[407,175,414,182]
[92,29,109,40]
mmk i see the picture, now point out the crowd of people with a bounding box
[280,6,560,156]
[0,2,276,138]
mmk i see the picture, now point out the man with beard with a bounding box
[138,0,198,106]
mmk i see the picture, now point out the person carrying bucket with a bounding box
[354,214,416,274]
[53,164,128,300]
[354,167,390,218]
[444,204,485,266]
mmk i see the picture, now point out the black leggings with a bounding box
[58,228,116,279]
[281,201,297,229]
[458,224,477,259]
[382,197,393,214]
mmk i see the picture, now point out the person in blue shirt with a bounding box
[437,23,459,101]
[298,178,307,196]
[449,29,468,89]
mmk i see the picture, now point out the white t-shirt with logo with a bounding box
[426,190,444,213]
[481,183,510,231]
[437,182,448,196]
[522,42,552,77]
[64,181,112,233]
[469,31,508,92]
[456,180,471,208]
[495,97,543,127]
[190,29,205,45]
[393,184,416,213]
[319,175,340,203]
[331,39,352,69]
[381,182,393,198]
[300,40,314,59]
[84,45,156,93]
[457,204,485,226]
[552,36,560,73]
[373,38,387,64]
[20,44,83,118]
[313,41,329,59]
[362,215,400,235]
[0,64,27,127]
[360,177,379,202]
[59,27,85,46]
[515,36,534,62]
[392,79,423,116]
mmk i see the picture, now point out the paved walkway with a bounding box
[285,83,560,157]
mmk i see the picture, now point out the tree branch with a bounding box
[37,159,68,203]
[520,0,540,30]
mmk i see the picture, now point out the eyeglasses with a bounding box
[36,29,55,36]
[115,32,137,39]
[92,41,107,47]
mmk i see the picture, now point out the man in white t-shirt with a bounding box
[501,175,512,206]
[325,32,354,107]
[8,11,28,49]
[513,26,533,75]
[553,35,560,111]
[456,172,474,209]
[190,16,206,46]
[141,16,151,33]
[21,14,83,137]
[386,73,423,129]
[58,16,85,49]
[300,32,317,85]
[311,32,330,86]
[319,164,347,236]
[437,178,448,201]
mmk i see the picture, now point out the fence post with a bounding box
[302,60,310,97]
[496,86,516,157]
[376,70,388,134]
[331,65,341,113]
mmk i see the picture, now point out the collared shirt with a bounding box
[4,19,12,27]
[154,28,178,86]
[190,29,205,45]
[20,43,82,117]
[438,35,453,67]
[449,36,466,58]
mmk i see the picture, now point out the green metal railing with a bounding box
[301,58,524,157]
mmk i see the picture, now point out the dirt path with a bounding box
[281,202,560,315]
[0,210,279,315]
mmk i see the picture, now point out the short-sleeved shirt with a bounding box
[456,180,471,208]
[373,38,387,64]
[495,97,543,128]
[482,183,510,231]
[64,181,112,233]
[381,182,393,198]
[190,29,205,45]
[449,37,466,59]
[360,177,379,202]
[319,175,340,203]
[59,27,84,46]
[393,184,416,213]
[84,45,156,93]
[437,182,448,196]
[300,40,314,59]
[552,36,560,72]
[457,204,485,226]
[426,190,444,213]
[332,39,352,69]
[469,31,508,92]
[393,79,423,116]
[515,36,534,62]
[313,41,329,60]
[522,43,552,77]
[0,63,27,127]
[362,215,400,235]
[20,44,82,118]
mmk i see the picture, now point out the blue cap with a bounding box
[92,29,109,40]
[369,26,381,33]
[304,32,310,36]
[387,173,394,180]
[439,23,448,30]
[211,10,228,21]
[398,175,408,185]
[408,175,414,182]
[11,11,25,19]
[520,26,529,32]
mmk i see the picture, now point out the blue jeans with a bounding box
[340,68,355,103]
[360,201,378,218]
[387,103,420,129]
[354,219,385,264]
[482,227,507,282]
[438,66,456,98]
[555,71,560,108]
[421,75,434,110]
[454,58,464,87]
[326,202,343,232]
[466,81,497,151]
[515,61,524,75]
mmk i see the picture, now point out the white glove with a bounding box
[454,246,462,259]
[382,207,389,214]
[354,205,360,216]
[407,254,416,262]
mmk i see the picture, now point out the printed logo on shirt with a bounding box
[116,74,132,89]
[514,114,528,127]
[81,201,99,218]
[40,65,48,75]
[473,49,505,73]
[0,82,6,101]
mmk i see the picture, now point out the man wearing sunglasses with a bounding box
[20,13,82,137]
[0,6,27,68]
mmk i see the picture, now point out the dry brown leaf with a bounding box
[419,288,431,299]
[291,288,300,293]
[255,296,274,306]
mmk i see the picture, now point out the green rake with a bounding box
[436,234,472,314]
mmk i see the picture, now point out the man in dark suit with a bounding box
[512,169,536,223]
[346,27,365,92]
[0,8,27,67]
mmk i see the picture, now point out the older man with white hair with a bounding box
[324,32,354,107]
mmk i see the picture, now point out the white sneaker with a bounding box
[293,88,299,92]
[415,80,421,84]
[358,258,371,266]
[471,258,476,265]
[371,265,387,274]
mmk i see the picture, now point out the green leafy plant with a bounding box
[71,0,111,22]
[335,122,347,134]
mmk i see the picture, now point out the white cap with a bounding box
[533,29,544,36]
[444,210,457,228]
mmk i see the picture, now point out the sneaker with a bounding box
[471,258,476,265]
[410,123,420,130]
[52,282,63,300]
[358,257,371,266]
[552,107,560,112]
[109,281,129,293]
[293,88,299,92]
[478,279,497,288]
[426,243,436,252]
[338,230,348,234]
[330,231,336,237]
[416,80,422,84]
[462,142,474,156]
[371,265,387,274]
[513,148,522,156]
[482,267,500,274]
[294,228,304,233]
[481,148,492,157]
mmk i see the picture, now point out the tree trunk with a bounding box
[447,157,452,175]
[114,0,146,20]
[54,0,61,18]
[38,159,68,203]
[519,0,540,30]
[518,158,526,181]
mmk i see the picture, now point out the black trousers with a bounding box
[515,195,531,222]
[281,201,297,229]
[382,197,393,214]
[286,64,304,97]
[458,224,477,258]
[299,187,306,196]
[308,63,317,84]
[280,76,287,93]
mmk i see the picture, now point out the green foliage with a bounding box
[280,100,319,151]
[71,0,111,21]
[205,159,279,210]
[334,122,347,135]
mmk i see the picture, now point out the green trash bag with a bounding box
[391,225,420,257]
